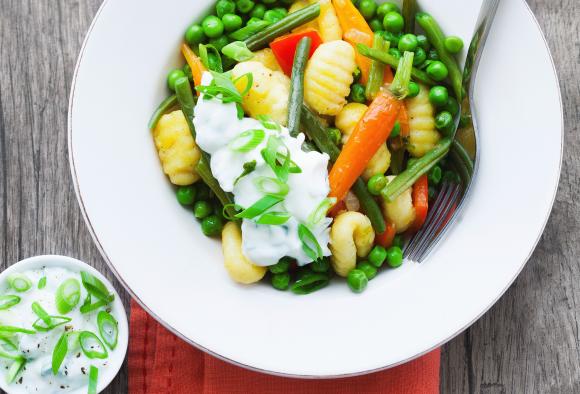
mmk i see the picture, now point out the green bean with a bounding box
[357,44,437,86]
[402,0,416,34]
[416,13,462,99]
[174,78,197,137]
[300,106,386,233]
[450,139,474,184]
[382,138,452,202]
[287,37,311,137]
[229,20,271,41]
[244,3,320,51]
[148,95,177,129]
[365,34,389,101]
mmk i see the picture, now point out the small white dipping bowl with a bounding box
[0,255,128,394]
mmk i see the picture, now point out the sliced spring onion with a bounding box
[257,115,281,131]
[198,44,223,72]
[298,224,323,262]
[290,272,330,295]
[31,301,51,326]
[97,311,119,350]
[233,160,257,185]
[256,212,291,225]
[261,135,295,182]
[80,296,114,314]
[55,278,81,314]
[233,73,253,98]
[52,332,68,375]
[0,295,21,310]
[308,198,336,225]
[234,195,284,220]
[6,357,26,383]
[196,71,242,104]
[0,325,35,335]
[253,177,289,197]
[88,365,99,394]
[222,41,254,62]
[7,274,32,293]
[0,337,21,360]
[390,51,415,99]
[38,276,47,289]
[33,316,72,332]
[228,129,266,152]
[80,272,112,301]
[79,331,108,359]
[222,204,243,221]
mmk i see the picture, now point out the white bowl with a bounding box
[0,255,128,393]
[68,0,562,377]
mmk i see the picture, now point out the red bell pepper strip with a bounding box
[376,221,396,248]
[410,175,429,232]
[270,29,322,76]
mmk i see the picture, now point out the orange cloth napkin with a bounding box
[129,300,440,394]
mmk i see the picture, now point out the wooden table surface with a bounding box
[0,0,578,392]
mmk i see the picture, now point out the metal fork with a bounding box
[405,0,501,263]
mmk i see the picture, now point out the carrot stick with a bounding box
[329,91,401,203]
[332,0,374,84]
[410,174,429,232]
[376,221,396,247]
[181,43,206,88]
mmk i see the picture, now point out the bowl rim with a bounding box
[67,0,564,379]
[0,255,129,393]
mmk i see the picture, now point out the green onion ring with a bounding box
[7,274,32,293]
[298,224,323,261]
[308,198,336,224]
[253,177,289,197]
[256,212,291,225]
[97,311,119,350]
[33,316,72,332]
[80,272,112,301]
[37,276,47,289]
[0,337,21,360]
[235,195,284,220]
[88,365,99,394]
[6,357,26,383]
[79,331,108,359]
[0,295,21,310]
[228,129,266,152]
[31,301,52,326]
[55,278,81,314]
[52,332,68,375]
[0,325,35,335]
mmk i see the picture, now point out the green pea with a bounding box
[407,81,420,98]
[202,15,225,38]
[416,34,430,51]
[269,257,291,274]
[209,36,230,52]
[435,111,453,132]
[201,215,223,237]
[367,174,387,196]
[398,34,418,52]
[429,86,449,107]
[392,234,404,249]
[386,246,403,268]
[377,2,399,19]
[383,11,404,33]
[247,17,264,26]
[428,185,437,200]
[327,127,342,146]
[358,0,377,20]
[349,83,366,103]
[185,24,206,46]
[216,0,236,18]
[250,4,266,19]
[428,165,442,185]
[271,273,290,290]
[194,201,213,219]
[369,18,383,32]
[357,261,378,280]
[264,9,284,23]
[382,31,400,47]
[444,36,464,54]
[413,47,427,66]
[167,69,186,91]
[353,67,362,83]
[176,185,196,205]
[427,49,439,61]
[236,0,255,14]
[388,47,401,59]
[311,257,330,273]
[390,121,401,138]
[222,14,243,32]
[347,269,368,293]
[182,64,193,82]
[368,246,387,268]
[426,61,449,82]
[442,170,461,184]
[444,97,459,117]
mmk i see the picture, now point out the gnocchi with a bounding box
[381,176,416,233]
[335,103,391,180]
[251,48,283,73]
[406,84,441,157]
[231,61,291,126]
[222,222,267,284]
[329,212,375,277]
[289,0,342,42]
[304,41,356,116]
[153,110,201,185]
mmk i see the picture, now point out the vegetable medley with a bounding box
[149,0,467,294]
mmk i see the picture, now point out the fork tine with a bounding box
[411,184,462,262]
[404,182,452,257]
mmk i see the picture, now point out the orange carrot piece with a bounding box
[410,175,429,232]
[376,221,396,248]
[181,43,206,88]
[329,91,402,203]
